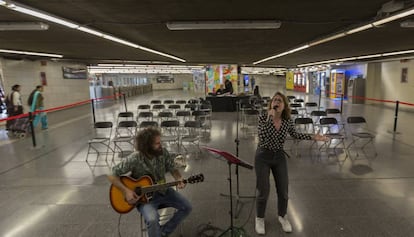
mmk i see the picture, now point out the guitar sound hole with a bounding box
[135,187,142,196]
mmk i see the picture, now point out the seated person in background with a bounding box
[224,79,234,94]
[216,84,226,95]
[253,85,261,98]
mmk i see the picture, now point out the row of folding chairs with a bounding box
[86,119,204,164]
[291,115,377,162]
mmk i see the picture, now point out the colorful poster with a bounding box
[286,71,294,90]
[205,64,238,93]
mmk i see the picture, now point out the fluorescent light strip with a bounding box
[297,49,414,67]
[382,49,414,56]
[346,24,373,34]
[356,54,382,59]
[253,45,309,65]
[309,33,346,46]
[1,0,186,62]
[373,8,414,26]
[166,21,281,30]
[254,6,414,65]
[9,5,79,28]
[0,49,63,58]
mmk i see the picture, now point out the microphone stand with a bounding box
[220,100,255,218]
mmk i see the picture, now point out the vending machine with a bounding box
[330,69,345,99]
[347,76,366,104]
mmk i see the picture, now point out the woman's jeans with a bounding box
[137,188,192,237]
[32,107,48,129]
[255,147,289,218]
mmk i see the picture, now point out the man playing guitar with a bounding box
[108,127,192,237]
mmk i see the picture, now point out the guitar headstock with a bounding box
[186,173,204,184]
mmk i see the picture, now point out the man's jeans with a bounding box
[137,188,192,237]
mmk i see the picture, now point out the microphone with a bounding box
[273,105,279,110]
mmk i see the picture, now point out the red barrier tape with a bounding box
[329,92,412,105]
[0,93,122,123]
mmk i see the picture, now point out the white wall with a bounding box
[150,74,194,90]
[367,60,414,104]
[381,60,414,102]
[1,58,90,111]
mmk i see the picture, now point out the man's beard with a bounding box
[149,147,163,156]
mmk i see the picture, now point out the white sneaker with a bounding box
[278,215,292,233]
[255,217,265,235]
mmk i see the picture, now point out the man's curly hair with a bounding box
[135,127,161,157]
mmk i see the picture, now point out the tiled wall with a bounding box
[1,58,90,112]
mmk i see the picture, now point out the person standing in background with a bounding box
[6,84,23,130]
[30,85,48,130]
[250,76,256,91]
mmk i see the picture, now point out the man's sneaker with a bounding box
[278,215,292,233]
[255,217,265,235]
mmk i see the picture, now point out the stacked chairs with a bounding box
[157,111,173,123]
[184,103,197,111]
[180,120,202,155]
[290,103,305,116]
[287,95,296,102]
[112,120,138,158]
[86,121,115,163]
[290,109,300,119]
[150,99,161,104]
[139,121,159,130]
[192,110,210,132]
[116,111,134,124]
[176,110,191,125]
[326,108,345,133]
[151,104,166,119]
[241,109,260,137]
[175,100,187,105]
[294,117,317,157]
[167,104,181,112]
[137,104,151,111]
[163,99,174,104]
[304,102,318,115]
[309,110,327,126]
[346,116,377,160]
[318,117,347,162]
[137,111,154,122]
[160,120,180,152]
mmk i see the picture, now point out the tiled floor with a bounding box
[1,83,414,237]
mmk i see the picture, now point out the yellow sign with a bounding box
[286,71,294,90]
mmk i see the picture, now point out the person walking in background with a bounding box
[108,127,192,237]
[255,91,328,235]
[250,76,256,91]
[5,84,23,130]
[29,85,48,130]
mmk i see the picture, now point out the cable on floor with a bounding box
[117,214,122,237]
[196,222,223,237]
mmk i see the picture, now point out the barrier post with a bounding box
[393,100,399,133]
[123,93,128,112]
[91,99,96,124]
[29,112,36,147]
[340,93,344,114]
[318,89,322,110]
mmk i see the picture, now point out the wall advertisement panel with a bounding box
[286,71,294,90]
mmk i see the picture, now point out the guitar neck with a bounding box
[141,179,186,194]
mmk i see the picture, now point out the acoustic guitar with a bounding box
[109,173,204,214]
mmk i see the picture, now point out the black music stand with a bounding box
[203,146,253,237]
[221,99,255,218]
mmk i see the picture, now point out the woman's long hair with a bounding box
[267,91,291,120]
[135,127,161,157]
